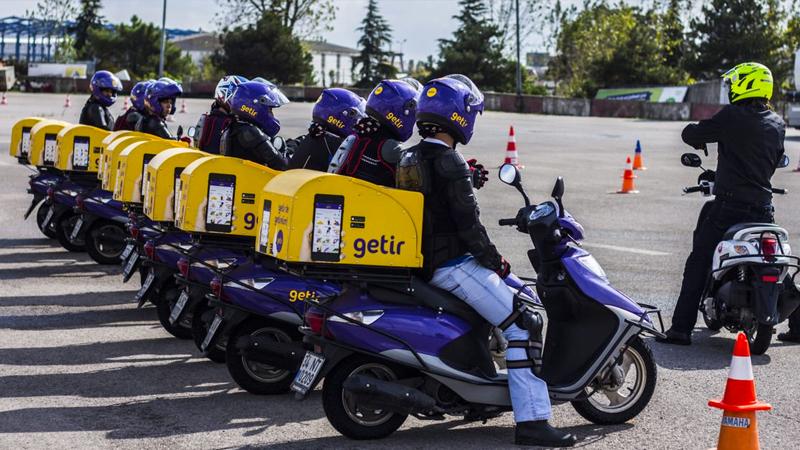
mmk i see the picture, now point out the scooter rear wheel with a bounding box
[322,356,408,440]
[225,319,297,394]
[702,310,723,331]
[191,302,226,363]
[155,285,193,340]
[571,336,656,425]
[746,323,773,355]
[36,203,57,239]
[54,211,86,252]
[85,220,127,265]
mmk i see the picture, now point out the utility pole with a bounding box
[158,0,167,77]
[515,0,523,112]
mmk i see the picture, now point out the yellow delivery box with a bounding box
[54,124,111,173]
[9,117,47,163]
[175,156,277,237]
[143,148,208,222]
[113,140,189,204]
[101,135,155,191]
[257,170,424,268]
[28,120,71,167]
[97,131,153,181]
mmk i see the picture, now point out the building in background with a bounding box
[305,40,359,87]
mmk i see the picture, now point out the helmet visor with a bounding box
[445,74,484,106]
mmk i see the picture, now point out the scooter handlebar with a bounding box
[499,218,518,226]
[683,185,703,194]
[772,187,787,195]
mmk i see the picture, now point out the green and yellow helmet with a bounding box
[721,62,773,103]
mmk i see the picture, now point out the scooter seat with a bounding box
[723,223,780,241]
[369,277,485,328]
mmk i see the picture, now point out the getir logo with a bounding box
[240,104,258,117]
[385,112,404,129]
[289,289,317,302]
[451,112,468,127]
[327,115,345,129]
[354,235,405,258]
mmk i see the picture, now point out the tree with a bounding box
[491,0,546,56]
[685,0,786,81]
[26,0,78,62]
[353,0,395,88]
[432,0,516,92]
[547,3,690,97]
[212,13,314,85]
[86,16,196,79]
[73,0,104,59]
[214,0,336,38]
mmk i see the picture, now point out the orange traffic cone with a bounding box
[708,332,771,450]
[616,156,639,194]
[63,94,71,108]
[122,96,129,111]
[0,92,7,105]
[632,139,647,170]
[179,99,187,114]
[502,125,524,169]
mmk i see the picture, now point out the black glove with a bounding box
[467,158,488,189]
[495,257,511,279]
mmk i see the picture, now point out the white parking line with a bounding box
[583,242,671,256]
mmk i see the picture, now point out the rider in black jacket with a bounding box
[113,80,152,131]
[219,80,290,170]
[80,70,122,130]
[658,62,786,346]
[136,78,183,139]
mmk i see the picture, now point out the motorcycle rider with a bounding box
[219,80,291,170]
[395,74,576,447]
[658,62,786,346]
[288,88,366,171]
[194,75,248,153]
[333,79,421,187]
[80,70,123,131]
[136,77,183,139]
[114,80,153,131]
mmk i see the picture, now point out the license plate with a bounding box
[122,250,139,282]
[69,217,84,241]
[134,271,156,306]
[291,352,326,396]
[201,314,223,352]
[169,290,190,324]
[120,243,134,262]
[42,206,55,229]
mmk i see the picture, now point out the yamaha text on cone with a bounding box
[617,156,639,194]
[708,332,771,450]
[633,139,647,170]
[503,125,524,169]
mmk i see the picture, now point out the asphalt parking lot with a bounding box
[1,92,799,449]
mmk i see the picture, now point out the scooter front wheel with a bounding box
[322,356,408,440]
[702,310,723,331]
[571,336,656,425]
[746,323,773,355]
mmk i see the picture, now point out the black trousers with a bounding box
[671,200,774,333]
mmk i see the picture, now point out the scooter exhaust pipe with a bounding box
[235,336,305,371]
[343,374,439,415]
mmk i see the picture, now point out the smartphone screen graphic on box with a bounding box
[259,199,272,254]
[43,133,57,165]
[205,173,236,232]
[311,194,344,262]
[72,136,90,170]
[20,127,32,158]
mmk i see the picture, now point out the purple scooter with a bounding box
[294,164,664,440]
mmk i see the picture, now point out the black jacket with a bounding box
[682,103,785,206]
[287,132,345,172]
[135,113,174,139]
[219,119,288,170]
[398,140,503,277]
[79,98,114,131]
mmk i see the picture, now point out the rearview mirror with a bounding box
[551,177,564,200]
[681,153,702,168]
[499,163,520,186]
[187,126,197,140]
[272,136,286,153]
[778,154,790,169]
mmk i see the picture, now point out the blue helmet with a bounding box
[416,74,484,145]
[215,75,248,109]
[145,78,183,118]
[313,88,366,138]
[228,80,290,137]
[130,79,154,112]
[365,78,421,142]
[90,70,123,107]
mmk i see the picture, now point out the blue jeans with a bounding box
[430,257,552,422]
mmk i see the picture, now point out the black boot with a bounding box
[655,328,691,346]
[777,331,800,343]
[515,420,576,447]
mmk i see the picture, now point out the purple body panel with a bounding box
[83,189,127,222]
[154,232,192,268]
[29,172,62,196]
